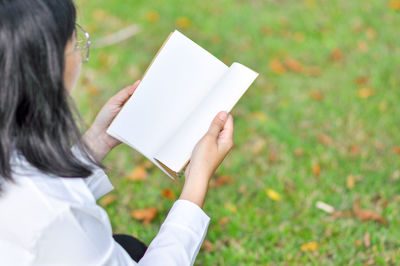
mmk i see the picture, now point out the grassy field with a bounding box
[73,0,400,264]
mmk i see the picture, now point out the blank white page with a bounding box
[107,30,228,158]
[154,63,259,172]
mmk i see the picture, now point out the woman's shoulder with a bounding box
[0,152,101,252]
[0,172,69,252]
[1,151,98,224]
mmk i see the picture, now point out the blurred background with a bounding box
[73,0,400,264]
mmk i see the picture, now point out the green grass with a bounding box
[73,0,400,264]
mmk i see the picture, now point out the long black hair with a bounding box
[0,0,103,190]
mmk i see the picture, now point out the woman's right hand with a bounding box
[179,111,234,208]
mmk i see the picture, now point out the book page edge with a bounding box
[141,31,174,78]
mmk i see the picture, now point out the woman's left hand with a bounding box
[83,80,141,162]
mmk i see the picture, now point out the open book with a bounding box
[106,30,259,180]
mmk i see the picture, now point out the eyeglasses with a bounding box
[67,23,91,63]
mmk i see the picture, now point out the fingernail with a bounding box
[218,111,228,121]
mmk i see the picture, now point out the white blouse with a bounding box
[0,149,210,266]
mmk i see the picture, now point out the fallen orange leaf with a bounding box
[389,0,400,10]
[127,165,148,181]
[357,88,375,99]
[210,175,234,188]
[294,148,305,157]
[393,146,400,155]
[99,194,117,207]
[353,201,388,225]
[310,91,324,101]
[161,188,175,200]
[300,242,318,251]
[312,163,321,177]
[218,217,230,226]
[202,240,214,252]
[268,152,278,164]
[350,144,361,156]
[269,59,286,74]
[318,134,333,145]
[131,207,157,225]
[284,58,303,72]
[354,76,369,86]
[330,48,344,61]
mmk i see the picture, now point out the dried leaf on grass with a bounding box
[127,165,147,181]
[312,163,321,177]
[353,201,388,225]
[389,0,400,10]
[294,148,305,157]
[224,202,237,213]
[161,188,175,200]
[269,59,286,74]
[131,207,157,225]
[250,111,268,122]
[284,58,303,72]
[202,240,214,252]
[251,137,266,155]
[175,17,191,29]
[350,144,361,156]
[330,48,344,61]
[346,175,355,189]
[354,76,369,86]
[266,189,281,201]
[300,242,318,251]
[393,146,400,155]
[99,194,117,207]
[318,134,333,145]
[310,91,324,101]
[218,217,230,226]
[146,10,160,23]
[331,200,388,225]
[357,88,375,99]
[210,175,234,188]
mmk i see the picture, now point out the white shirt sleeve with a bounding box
[33,199,210,266]
[68,145,211,265]
[138,199,210,266]
[70,145,114,200]
[81,167,114,200]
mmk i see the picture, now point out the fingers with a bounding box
[207,111,228,138]
[218,113,233,142]
[128,80,141,95]
[108,80,141,106]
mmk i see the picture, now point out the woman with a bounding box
[0,0,234,265]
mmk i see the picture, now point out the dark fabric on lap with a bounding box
[113,234,148,263]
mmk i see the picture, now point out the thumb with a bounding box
[207,111,228,138]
